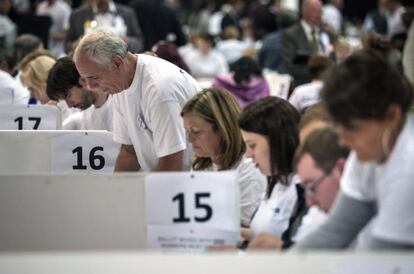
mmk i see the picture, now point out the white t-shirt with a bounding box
[0,70,29,105]
[341,114,414,246]
[250,175,300,238]
[293,205,327,242]
[63,95,113,131]
[184,49,229,79]
[210,157,267,227]
[289,81,323,113]
[112,54,200,171]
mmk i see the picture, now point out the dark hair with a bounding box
[321,50,413,127]
[239,97,300,198]
[46,57,81,101]
[294,126,349,174]
[307,54,334,80]
[231,56,263,85]
[152,41,191,74]
[14,34,42,64]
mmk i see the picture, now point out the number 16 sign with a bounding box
[145,171,240,252]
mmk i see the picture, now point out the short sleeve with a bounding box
[372,173,414,245]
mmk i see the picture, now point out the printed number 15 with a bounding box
[172,193,213,223]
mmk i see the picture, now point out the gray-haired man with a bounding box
[74,30,200,172]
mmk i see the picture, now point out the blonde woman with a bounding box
[20,50,56,104]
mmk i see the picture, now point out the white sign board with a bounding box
[145,171,239,252]
[50,131,120,173]
[0,104,61,129]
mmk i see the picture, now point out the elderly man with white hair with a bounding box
[74,30,200,172]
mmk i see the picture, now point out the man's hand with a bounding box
[248,233,284,250]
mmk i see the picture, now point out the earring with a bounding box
[382,127,391,157]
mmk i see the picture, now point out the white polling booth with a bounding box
[0,105,62,130]
[0,130,120,173]
[0,173,147,251]
[0,172,239,252]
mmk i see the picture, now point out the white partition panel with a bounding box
[0,130,120,173]
[0,174,146,251]
[0,105,61,130]
[0,252,413,274]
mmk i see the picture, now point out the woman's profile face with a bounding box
[337,118,389,162]
[183,112,222,164]
[241,130,272,176]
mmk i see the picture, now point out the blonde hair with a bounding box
[181,88,246,170]
[20,53,56,96]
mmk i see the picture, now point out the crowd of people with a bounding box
[0,0,414,252]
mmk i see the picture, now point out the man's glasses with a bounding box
[303,164,335,197]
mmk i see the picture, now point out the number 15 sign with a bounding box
[145,171,240,252]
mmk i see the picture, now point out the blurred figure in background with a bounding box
[151,40,191,75]
[66,0,144,53]
[289,54,334,113]
[212,56,269,108]
[36,0,71,58]
[183,33,228,79]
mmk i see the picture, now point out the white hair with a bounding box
[74,29,128,66]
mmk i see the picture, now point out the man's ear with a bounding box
[112,55,123,69]
[335,158,347,177]
[386,104,402,130]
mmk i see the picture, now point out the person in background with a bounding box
[13,34,43,72]
[282,0,333,88]
[384,0,406,39]
[128,0,186,51]
[289,54,334,113]
[216,25,251,65]
[212,56,269,108]
[12,34,44,102]
[238,97,305,248]
[47,57,113,131]
[0,0,16,49]
[298,103,332,142]
[182,33,228,79]
[363,0,388,35]
[322,0,343,36]
[181,88,266,227]
[66,0,144,53]
[36,0,71,57]
[151,40,191,75]
[74,30,199,172]
[0,48,29,104]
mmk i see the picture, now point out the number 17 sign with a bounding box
[145,171,240,252]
